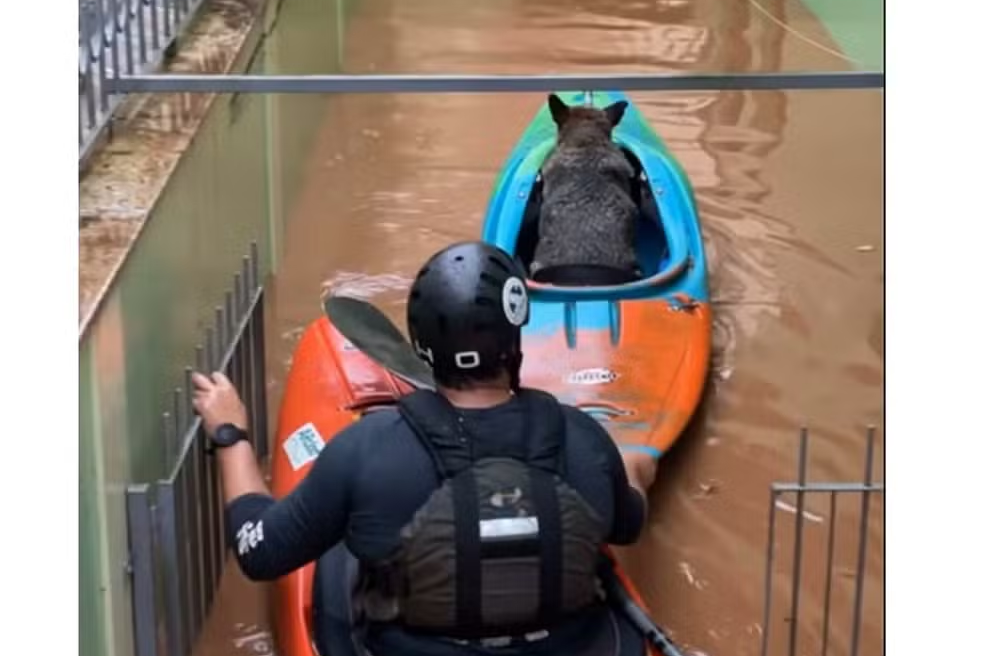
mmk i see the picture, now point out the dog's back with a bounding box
[531,95,640,277]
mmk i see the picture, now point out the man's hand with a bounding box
[191,371,249,437]
[620,449,658,494]
[191,371,269,503]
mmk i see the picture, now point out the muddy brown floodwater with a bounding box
[192,0,884,655]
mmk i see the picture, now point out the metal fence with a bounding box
[79,0,208,165]
[125,242,268,656]
[760,427,884,656]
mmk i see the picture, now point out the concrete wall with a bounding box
[78,2,352,655]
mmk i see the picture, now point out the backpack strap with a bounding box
[516,387,567,476]
[397,390,483,632]
[515,388,567,626]
[397,389,474,479]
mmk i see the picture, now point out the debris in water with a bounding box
[280,326,305,342]
[855,244,875,252]
[706,436,721,447]
[695,479,720,498]
[231,627,275,654]
[361,128,381,139]
[748,623,763,637]
[774,499,824,524]
[678,562,707,590]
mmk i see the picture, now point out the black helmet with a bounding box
[406,241,530,387]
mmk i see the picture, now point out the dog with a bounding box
[529,94,641,282]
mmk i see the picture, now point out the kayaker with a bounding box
[192,240,658,656]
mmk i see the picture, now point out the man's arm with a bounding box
[619,449,657,504]
[192,371,352,580]
[569,409,655,545]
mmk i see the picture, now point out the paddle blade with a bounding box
[323,295,436,390]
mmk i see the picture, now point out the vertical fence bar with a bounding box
[162,412,174,476]
[95,0,110,111]
[760,486,779,656]
[169,0,178,40]
[226,289,241,386]
[820,492,838,656]
[82,9,98,129]
[203,327,215,374]
[183,368,194,436]
[225,292,235,359]
[213,445,228,563]
[109,0,122,85]
[156,482,185,656]
[126,484,160,656]
[849,427,877,656]
[175,465,194,656]
[787,428,809,656]
[123,1,136,74]
[196,422,218,600]
[253,289,269,458]
[149,0,161,50]
[216,305,228,363]
[136,0,148,65]
[183,431,206,639]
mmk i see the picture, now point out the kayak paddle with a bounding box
[323,295,436,391]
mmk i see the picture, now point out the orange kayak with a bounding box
[269,315,680,656]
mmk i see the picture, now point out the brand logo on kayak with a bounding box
[565,368,618,385]
[502,276,529,326]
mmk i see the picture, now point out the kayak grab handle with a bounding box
[526,256,691,301]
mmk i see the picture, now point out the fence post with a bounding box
[126,484,160,656]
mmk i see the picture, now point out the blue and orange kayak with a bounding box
[482,90,711,459]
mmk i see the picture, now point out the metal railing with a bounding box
[125,242,268,656]
[78,0,208,165]
[760,427,884,656]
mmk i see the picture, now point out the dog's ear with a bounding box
[548,94,570,127]
[604,100,629,128]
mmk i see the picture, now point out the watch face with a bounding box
[214,424,247,447]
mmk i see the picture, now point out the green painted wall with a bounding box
[78,2,352,656]
[801,0,884,69]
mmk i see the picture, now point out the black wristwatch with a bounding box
[206,423,250,454]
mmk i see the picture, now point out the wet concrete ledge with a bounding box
[79,0,269,331]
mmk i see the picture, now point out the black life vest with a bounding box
[362,388,608,639]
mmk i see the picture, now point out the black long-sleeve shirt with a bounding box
[225,395,646,653]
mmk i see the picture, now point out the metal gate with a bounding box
[79,0,210,164]
[125,242,268,656]
[760,427,884,656]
